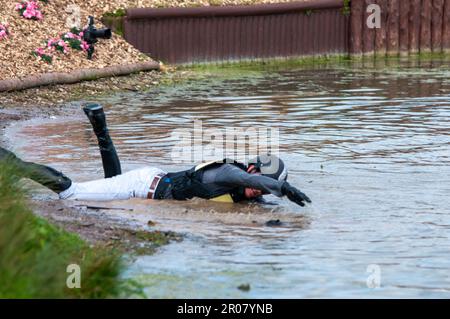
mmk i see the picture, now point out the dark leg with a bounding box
[83,103,122,178]
[0,147,72,193]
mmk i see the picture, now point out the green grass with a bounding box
[176,54,352,76]
[177,51,450,75]
[0,162,142,298]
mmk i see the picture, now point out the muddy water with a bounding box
[9,58,450,298]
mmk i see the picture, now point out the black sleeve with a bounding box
[213,164,284,197]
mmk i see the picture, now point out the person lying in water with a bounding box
[0,104,311,207]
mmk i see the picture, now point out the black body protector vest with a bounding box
[159,159,248,203]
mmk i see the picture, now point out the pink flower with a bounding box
[16,1,43,20]
[0,22,10,40]
[27,1,38,10]
[23,10,32,18]
[34,47,45,55]
[81,41,90,52]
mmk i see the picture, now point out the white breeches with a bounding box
[59,167,167,201]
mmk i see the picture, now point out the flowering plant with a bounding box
[15,1,43,20]
[32,27,92,64]
[0,23,10,40]
[47,38,69,54]
[32,47,52,63]
[61,28,90,52]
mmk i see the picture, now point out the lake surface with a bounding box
[10,58,450,298]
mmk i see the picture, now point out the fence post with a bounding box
[350,0,364,55]
[431,0,445,53]
[399,0,410,56]
[374,0,387,57]
[442,0,450,52]
[409,0,421,54]
[363,0,375,56]
[420,0,432,53]
[387,0,399,55]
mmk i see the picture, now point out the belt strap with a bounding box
[147,173,166,199]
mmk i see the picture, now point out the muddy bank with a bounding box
[32,199,182,254]
[0,67,193,108]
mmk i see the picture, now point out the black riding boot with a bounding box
[0,146,72,193]
[83,103,122,178]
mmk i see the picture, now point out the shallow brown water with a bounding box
[8,58,450,298]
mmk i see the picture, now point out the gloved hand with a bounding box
[281,182,312,207]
